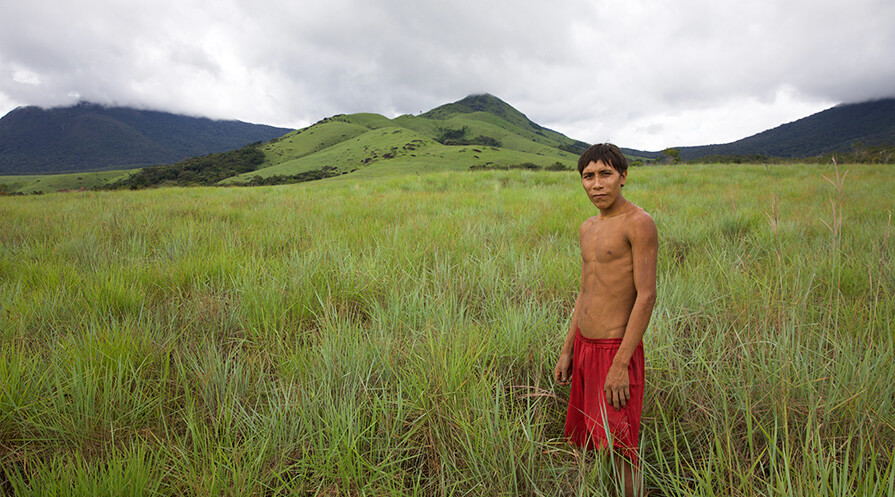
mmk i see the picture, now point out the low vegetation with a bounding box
[236,166,345,187]
[0,162,891,495]
[469,161,570,171]
[107,142,266,189]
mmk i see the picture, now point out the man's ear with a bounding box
[620,171,627,187]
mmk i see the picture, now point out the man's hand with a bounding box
[603,362,630,410]
[554,354,573,385]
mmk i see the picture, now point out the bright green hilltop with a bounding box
[228,94,587,183]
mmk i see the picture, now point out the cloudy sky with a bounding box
[2,0,893,150]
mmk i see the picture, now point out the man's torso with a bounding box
[576,206,641,339]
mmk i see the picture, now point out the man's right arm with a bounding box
[554,294,580,385]
[555,221,588,385]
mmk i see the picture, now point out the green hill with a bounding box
[219,94,583,185]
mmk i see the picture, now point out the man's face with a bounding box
[581,160,627,210]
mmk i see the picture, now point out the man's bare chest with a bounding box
[582,222,632,265]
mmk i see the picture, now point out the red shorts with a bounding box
[564,329,644,464]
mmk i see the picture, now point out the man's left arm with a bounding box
[604,213,658,410]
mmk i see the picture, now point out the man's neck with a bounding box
[598,196,628,220]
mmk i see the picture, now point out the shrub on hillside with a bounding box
[107,142,266,189]
[545,162,570,171]
[237,166,341,186]
[436,127,502,148]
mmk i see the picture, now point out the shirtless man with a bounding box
[554,143,658,497]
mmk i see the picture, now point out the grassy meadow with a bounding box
[0,163,892,495]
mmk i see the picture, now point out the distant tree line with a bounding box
[104,142,354,189]
[106,142,266,189]
[682,144,895,165]
[623,143,895,166]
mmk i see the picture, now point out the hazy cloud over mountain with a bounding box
[2,0,893,150]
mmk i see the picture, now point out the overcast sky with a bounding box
[2,0,893,150]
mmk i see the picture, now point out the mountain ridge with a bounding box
[620,98,895,161]
[0,102,293,174]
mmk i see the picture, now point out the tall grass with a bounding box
[0,163,891,495]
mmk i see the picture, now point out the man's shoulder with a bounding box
[627,204,655,225]
[625,204,658,241]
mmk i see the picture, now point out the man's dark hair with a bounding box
[577,143,628,176]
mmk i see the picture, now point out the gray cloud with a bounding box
[2,0,893,150]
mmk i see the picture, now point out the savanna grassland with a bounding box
[0,163,892,496]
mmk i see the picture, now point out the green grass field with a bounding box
[0,163,892,495]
